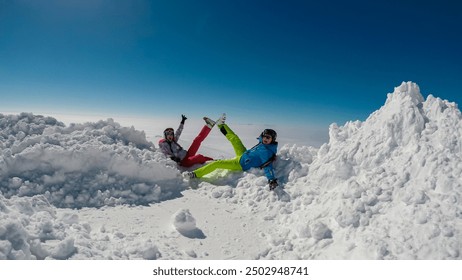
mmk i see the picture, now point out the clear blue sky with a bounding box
[1,0,461,127]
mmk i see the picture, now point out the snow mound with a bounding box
[275,81,462,259]
[0,113,185,208]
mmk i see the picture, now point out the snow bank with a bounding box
[0,113,183,259]
[269,82,462,259]
[0,113,185,208]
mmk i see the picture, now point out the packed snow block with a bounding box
[172,209,205,239]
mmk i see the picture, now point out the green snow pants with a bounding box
[193,124,246,178]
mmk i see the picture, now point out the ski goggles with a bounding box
[262,134,273,140]
[164,128,174,136]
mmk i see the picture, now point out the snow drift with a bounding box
[1,82,461,260]
[278,82,462,259]
[0,114,185,208]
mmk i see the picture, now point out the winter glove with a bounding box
[170,156,181,163]
[181,114,187,124]
[268,179,278,191]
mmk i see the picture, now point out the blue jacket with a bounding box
[239,137,278,180]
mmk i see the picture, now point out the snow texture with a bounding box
[1,82,461,260]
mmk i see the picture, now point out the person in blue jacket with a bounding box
[186,114,279,190]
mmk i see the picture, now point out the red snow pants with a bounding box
[180,125,213,167]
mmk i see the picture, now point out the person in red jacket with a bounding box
[158,114,219,167]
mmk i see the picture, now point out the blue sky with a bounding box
[1,0,461,127]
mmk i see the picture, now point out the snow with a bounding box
[1,82,461,261]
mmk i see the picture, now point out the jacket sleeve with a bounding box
[174,123,184,142]
[263,163,276,180]
[258,147,276,181]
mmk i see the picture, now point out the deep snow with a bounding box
[1,82,461,260]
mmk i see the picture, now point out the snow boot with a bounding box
[183,171,197,179]
[203,117,216,129]
[216,113,226,126]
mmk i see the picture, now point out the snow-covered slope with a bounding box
[1,82,461,260]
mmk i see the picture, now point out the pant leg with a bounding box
[180,154,213,168]
[193,156,243,178]
[185,125,211,158]
[220,124,247,156]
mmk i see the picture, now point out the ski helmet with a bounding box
[163,128,174,138]
[261,129,277,143]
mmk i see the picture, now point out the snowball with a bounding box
[172,209,205,239]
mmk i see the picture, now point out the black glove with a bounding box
[268,179,278,190]
[170,156,181,163]
[181,114,187,124]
